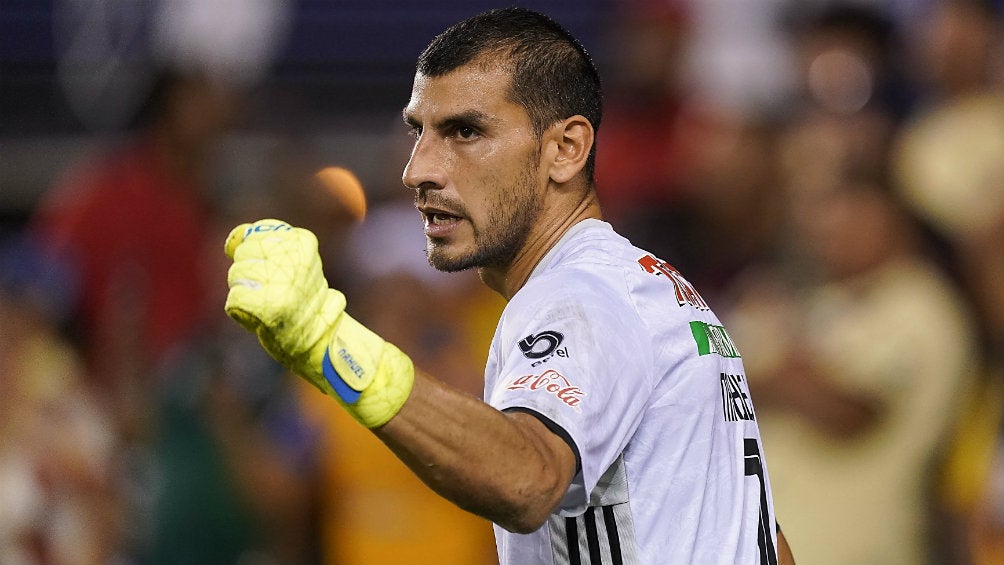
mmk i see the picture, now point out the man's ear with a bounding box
[546,115,594,184]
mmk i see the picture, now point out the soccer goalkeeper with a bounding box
[224,8,795,565]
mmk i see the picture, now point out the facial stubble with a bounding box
[426,153,543,273]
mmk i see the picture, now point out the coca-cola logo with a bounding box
[506,369,585,411]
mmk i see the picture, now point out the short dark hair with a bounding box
[416,7,603,181]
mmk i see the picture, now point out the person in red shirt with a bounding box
[32,69,236,418]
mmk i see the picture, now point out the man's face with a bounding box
[402,63,545,272]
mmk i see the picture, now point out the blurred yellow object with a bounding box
[297,379,497,565]
[315,166,368,221]
[938,372,1004,513]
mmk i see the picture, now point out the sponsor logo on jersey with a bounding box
[506,369,584,411]
[519,330,564,358]
[518,330,569,366]
[690,320,741,358]
[720,372,756,422]
[637,254,710,311]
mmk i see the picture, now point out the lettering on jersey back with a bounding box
[720,372,756,422]
[637,254,709,311]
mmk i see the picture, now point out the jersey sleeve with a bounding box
[485,270,654,515]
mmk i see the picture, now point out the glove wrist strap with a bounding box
[321,313,415,428]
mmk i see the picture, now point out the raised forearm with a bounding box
[375,370,576,533]
[222,219,575,533]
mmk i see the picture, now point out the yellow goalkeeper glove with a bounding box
[224,219,414,428]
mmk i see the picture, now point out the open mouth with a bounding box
[427,212,461,226]
[417,196,466,235]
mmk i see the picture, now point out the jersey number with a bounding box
[744,438,777,565]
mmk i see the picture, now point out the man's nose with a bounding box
[402,135,446,191]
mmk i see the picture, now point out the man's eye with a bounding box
[457,126,477,139]
[408,126,423,139]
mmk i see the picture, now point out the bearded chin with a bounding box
[426,239,480,272]
[425,228,525,272]
[426,193,541,273]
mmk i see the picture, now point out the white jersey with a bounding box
[485,219,778,565]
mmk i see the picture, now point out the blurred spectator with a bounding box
[785,2,916,121]
[0,234,119,565]
[904,0,1004,103]
[592,1,693,229]
[593,1,790,306]
[647,107,788,304]
[890,2,1004,563]
[145,305,319,565]
[894,0,1004,355]
[728,172,980,563]
[31,68,238,436]
[29,67,317,564]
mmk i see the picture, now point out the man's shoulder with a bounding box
[540,220,639,272]
[511,255,642,331]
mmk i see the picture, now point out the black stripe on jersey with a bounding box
[565,517,581,565]
[585,508,602,562]
[551,503,636,565]
[602,506,624,565]
[502,407,581,473]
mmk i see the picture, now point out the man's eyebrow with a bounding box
[440,109,492,129]
[402,108,494,131]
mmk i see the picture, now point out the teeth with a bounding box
[431,213,454,225]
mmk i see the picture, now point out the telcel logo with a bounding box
[530,347,568,367]
[519,330,566,364]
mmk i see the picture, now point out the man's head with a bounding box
[416,7,602,181]
[403,8,603,279]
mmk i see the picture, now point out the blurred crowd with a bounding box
[0,1,1002,564]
